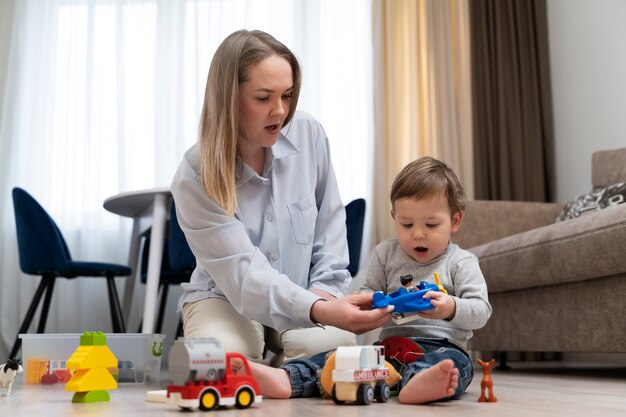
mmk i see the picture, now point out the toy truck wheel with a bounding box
[331,384,345,405]
[235,387,254,409]
[356,383,374,405]
[199,389,219,411]
[374,381,390,402]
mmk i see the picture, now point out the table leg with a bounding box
[122,218,142,328]
[141,194,169,334]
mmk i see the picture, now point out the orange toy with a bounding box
[477,359,497,403]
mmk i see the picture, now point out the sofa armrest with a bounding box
[453,200,563,249]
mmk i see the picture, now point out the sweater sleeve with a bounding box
[447,255,492,330]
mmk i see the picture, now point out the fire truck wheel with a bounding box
[235,387,254,409]
[374,381,390,402]
[331,385,345,405]
[356,384,374,405]
[199,389,219,411]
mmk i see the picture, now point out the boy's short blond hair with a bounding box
[390,156,466,215]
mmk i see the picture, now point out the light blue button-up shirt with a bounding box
[171,111,351,331]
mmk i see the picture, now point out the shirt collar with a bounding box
[236,133,299,187]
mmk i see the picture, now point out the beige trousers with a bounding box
[182,297,356,364]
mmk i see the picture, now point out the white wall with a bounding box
[547,0,626,202]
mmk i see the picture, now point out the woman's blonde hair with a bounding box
[199,30,302,215]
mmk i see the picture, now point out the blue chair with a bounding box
[139,201,195,336]
[345,198,366,276]
[10,187,131,359]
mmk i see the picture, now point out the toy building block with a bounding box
[65,331,118,403]
[477,358,497,403]
[1,358,23,396]
[26,358,47,384]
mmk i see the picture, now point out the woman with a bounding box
[171,29,391,363]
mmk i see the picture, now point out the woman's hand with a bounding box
[309,288,337,300]
[310,292,393,334]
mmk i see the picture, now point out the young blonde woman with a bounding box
[171,29,392,363]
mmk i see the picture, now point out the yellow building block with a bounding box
[26,359,48,384]
[66,345,117,370]
[65,367,117,392]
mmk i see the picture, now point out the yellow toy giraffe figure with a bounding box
[477,359,497,403]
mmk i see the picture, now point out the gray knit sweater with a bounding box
[360,239,492,350]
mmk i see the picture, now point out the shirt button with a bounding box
[266,213,274,221]
[271,252,279,260]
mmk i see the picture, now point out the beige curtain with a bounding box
[372,0,474,244]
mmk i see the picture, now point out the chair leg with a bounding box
[106,274,126,333]
[9,274,54,359]
[37,275,56,333]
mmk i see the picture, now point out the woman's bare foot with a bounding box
[398,359,459,404]
[249,361,292,399]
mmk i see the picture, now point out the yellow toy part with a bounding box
[66,345,117,370]
[319,350,401,398]
[65,367,117,392]
[434,272,448,294]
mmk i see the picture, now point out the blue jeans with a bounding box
[282,338,473,400]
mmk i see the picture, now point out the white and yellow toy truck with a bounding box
[331,345,391,405]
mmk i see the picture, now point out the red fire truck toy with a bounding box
[166,338,262,411]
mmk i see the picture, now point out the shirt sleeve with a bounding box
[307,126,352,297]
[448,255,492,330]
[171,157,322,331]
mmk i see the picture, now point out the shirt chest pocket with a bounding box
[287,194,317,245]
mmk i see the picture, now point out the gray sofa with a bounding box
[454,147,626,354]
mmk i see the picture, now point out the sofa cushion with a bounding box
[469,203,626,293]
[454,200,562,249]
[556,181,626,222]
[592,147,626,188]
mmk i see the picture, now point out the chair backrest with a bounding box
[345,198,366,276]
[12,187,72,275]
[168,201,196,272]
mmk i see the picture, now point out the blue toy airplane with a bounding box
[371,273,447,321]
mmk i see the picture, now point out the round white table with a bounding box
[103,187,172,334]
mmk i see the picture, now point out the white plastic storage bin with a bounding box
[19,333,166,384]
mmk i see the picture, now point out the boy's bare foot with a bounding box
[249,361,292,399]
[398,359,459,404]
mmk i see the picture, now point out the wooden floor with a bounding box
[2,362,625,417]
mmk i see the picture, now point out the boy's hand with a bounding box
[310,292,393,334]
[418,291,456,320]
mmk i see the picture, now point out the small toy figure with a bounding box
[401,272,448,294]
[1,358,23,396]
[400,274,415,290]
[477,358,497,403]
